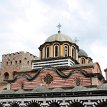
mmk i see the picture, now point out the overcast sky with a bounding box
[0,0,107,76]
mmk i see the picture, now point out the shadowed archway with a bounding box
[27,102,41,107]
[68,102,84,107]
[96,102,107,107]
[11,103,20,107]
[48,102,60,107]
[0,104,3,107]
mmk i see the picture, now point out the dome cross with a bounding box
[74,37,79,44]
[56,24,61,33]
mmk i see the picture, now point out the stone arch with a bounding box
[11,103,20,107]
[0,104,3,107]
[96,101,107,107]
[68,102,84,107]
[4,72,9,80]
[48,102,60,107]
[27,102,41,107]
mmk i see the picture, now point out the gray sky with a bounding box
[0,0,107,76]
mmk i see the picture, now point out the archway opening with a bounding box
[11,103,19,107]
[69,102,84,107]
[27,102,40,107]
[0,104,3,107]
[4,72,9,80]
[96,102,107,107]
[48,102,60,107]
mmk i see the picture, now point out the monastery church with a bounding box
[0,25,106,107]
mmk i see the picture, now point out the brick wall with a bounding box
[10,69,92,90]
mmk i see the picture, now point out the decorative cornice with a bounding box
[32,56,79,64]
[4,66,103,83]
[0,89,107,99]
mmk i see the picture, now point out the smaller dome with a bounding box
[79,49,88,57]
[45,32,73,43]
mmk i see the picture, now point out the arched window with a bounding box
[72,46,76,60]
[11,61,12,65]
[88,58,92,63]
[19,60,21,64]
[6,62,8,65]
[81,58,85,64]
[46,46,50,58]
[64,45,69,57]
[54,45,59,57]
[4,72,9,80]
[15,61,17,64]
[27,61,30,65]
[40,50,43,59]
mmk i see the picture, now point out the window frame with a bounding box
[81,58,85,64]
[72,46,76,60]
[45,46,50,58]
[64,44,69,57]
[54,44,59,57]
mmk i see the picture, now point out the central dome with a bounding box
[45,32,73,43]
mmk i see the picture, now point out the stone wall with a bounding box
[0,51,38,82]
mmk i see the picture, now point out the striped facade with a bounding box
[8,62,103,91]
